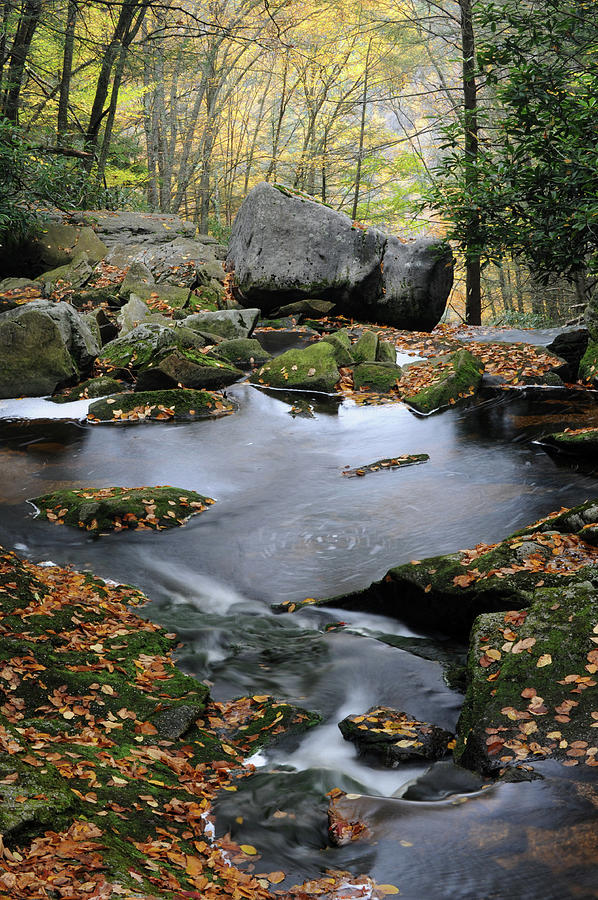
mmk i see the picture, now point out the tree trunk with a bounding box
[57,0,77,145]
[2,0,42,122]
[459,0,481,325]
[352,38,372,222]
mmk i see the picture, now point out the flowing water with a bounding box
[1,355,598,898]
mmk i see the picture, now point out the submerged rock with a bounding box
[31,485,214,533]
[342,454,429,477]
[251,341,341,393]
[88,389,234,422]
[339,706,453,765]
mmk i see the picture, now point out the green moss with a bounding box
[353,362,403,393]
[542,428,598,457]
[251,341,340,393]
[31,486,214,533]
[321,332,354,366]
[351,330,379,364]
[136,348,243,391]
[88,389,234,423]
[578,339,598,384]
[213,338,271,368]
[376,340,397,364]
[403,349,484,414]
[50,376,124,403]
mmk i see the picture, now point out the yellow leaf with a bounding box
[240,844,257,855]
[378,885,400,895]
[537,653,552,667]
[268,871,285,884]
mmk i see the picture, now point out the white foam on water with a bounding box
[0,395,95,420]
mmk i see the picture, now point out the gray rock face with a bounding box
[34,223,108,269]
[182,308,260,339]
[226,183,453,330]
[0,301,99,377]
[227,184,386,312]
[0,306,78,397]
[67,211,226,289]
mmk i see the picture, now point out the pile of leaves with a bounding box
[31,486,214,533]
[0,547,330,898]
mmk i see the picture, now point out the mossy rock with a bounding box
[213,338,271,368]
[36,253,93,293]
[50,375,124,403]
[136,347,243,391]
[31,485,214,533]
[402,349,484,414]
[376,340,397,363]
[0,308,77,398]
[541,427,598,458]
[455,582,598,774]
[578,339,598,384]
[119,279,190,310]
[277,498,598,637]
[34,223,108,269]
[321,331,354,366]
[352,330,379,364]
[69,286,121,310]
[88,389,234,423]
[353,361,402,393]
[98,323,205,373]
[339,706,453,765]
[251,341,341,393]
[0,755,76,839]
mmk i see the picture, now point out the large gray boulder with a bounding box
[33,223,108,269]
[226,183,454,331]
[0,300,101,398]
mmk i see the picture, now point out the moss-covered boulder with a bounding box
[33,223,108,269]
[455,582,598,774]
[276,499,598,636]
[50,375,124,403]
[87,388,234,422]
[0,307,76,398]
[321,330,355,366]
[541,427,598,458]
[136,347,243,391]
[353,361,403,393]
[578,339,598,384]
[69,286,121,311]
[339,706,453,765]
[119,278,190,311]
[376,339,397,363]
[400,348,484,414]
[352,330,379,364]
[183,308,259,339]
[251,341,341,393]
[213,337,271,368]
[31,485,214,533]
[36,253,93,294]
[98,322,205,373]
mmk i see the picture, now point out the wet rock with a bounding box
[342,453,429,477]
[87,388,234,423]
[213,337,271,368]
[182,308,260,340]
[151,703,204,740]
[227,182,453,329]
[339,706,454,765]
[401,349,484,414]
[353,361,403,393]
[31,485,214,533]
[455,581,598,774]
[376,339,397,363]
[274,298,337,319]
[135,347,243,391]
[541,427,598,458]
[251,341,341,393]
[33,222,108,269]
[546,327,588,380]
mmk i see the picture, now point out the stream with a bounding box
[1,335,598,899]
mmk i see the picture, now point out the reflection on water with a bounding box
[1,383,598,897]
